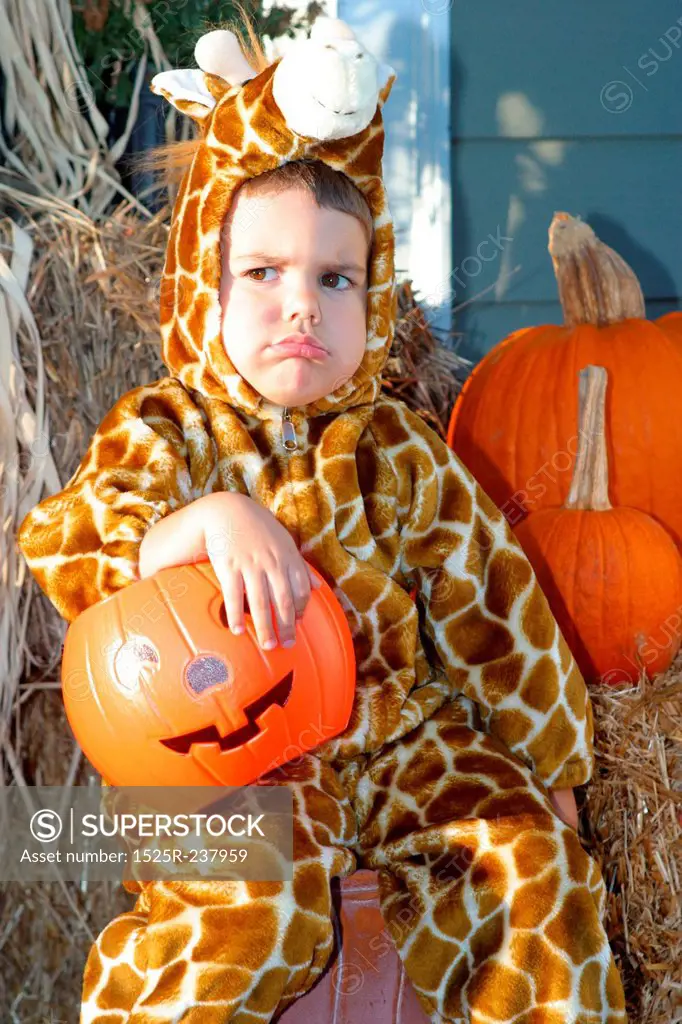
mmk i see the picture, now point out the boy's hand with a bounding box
[202,493,322,651]
[139,492,321,651]
[547,787,579,830]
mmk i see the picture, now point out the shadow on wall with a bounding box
[587,213,678,306]
[448,52,570,365]
[355,8,455,345]
[446,30,682,367]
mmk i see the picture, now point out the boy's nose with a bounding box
[283,284,322,326]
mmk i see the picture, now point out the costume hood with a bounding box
[151,18,397,427]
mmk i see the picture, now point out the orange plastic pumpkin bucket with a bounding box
[61,561,356,788]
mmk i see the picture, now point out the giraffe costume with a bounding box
[17,18,626,1023]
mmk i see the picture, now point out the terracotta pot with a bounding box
[280,869,430,1023]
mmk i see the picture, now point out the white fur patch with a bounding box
[272,28,395,142]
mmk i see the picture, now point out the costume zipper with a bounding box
[281,406,298,451]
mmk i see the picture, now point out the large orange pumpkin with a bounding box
[61,561,356,788]
[514,366,682,685]
[448,213,682,545]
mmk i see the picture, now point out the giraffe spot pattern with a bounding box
[433,883,473,942]
[445,608,515,665]
[442,955,470,1017]
[96,963,143,1010]
[466,961,532,1018]
[580,960,604,1012]
[395,739,447,799]
[79,708,625,1020]
[512,833,558,878]
[470,852,508,919]
[521,583,557,650]
[519,654,560,712]
[528,705,578,774]
[427,780,493,822]
[492,707,534,748]
[439,467,473,523]
[510,932,573,1002]
[15,24,624,1019]
[485,549,533,619]
[465,516,496,584]
[482,653,527,705]
[404,926,459,991]
[142,961,189,1006]
[281,908,327,967]
[292,862,329,915]
[469,909,506,970]
[98,915,146,961]
[545,888,609,965]
[193,905,276,967]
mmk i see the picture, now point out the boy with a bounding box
[17,17,626,1023]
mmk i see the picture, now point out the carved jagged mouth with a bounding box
[311,93,357,117]
[160,671,294,754]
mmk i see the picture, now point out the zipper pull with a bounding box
[281,407,298,451]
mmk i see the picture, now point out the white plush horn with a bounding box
[194,29,256,85]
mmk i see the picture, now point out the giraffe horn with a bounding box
[195,29,257,86]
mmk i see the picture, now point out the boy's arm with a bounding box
[16,380,202,623]
[393,403,594,790]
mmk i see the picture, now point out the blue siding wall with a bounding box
[451,2,682,363]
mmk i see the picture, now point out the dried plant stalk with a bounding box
[582,671,682,1022]
[0,0,176,217]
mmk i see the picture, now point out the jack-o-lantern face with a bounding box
[61,562,356,788]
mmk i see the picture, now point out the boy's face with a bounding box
[219,185,369,408]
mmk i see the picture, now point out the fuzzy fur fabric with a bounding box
[17,19,625,1023]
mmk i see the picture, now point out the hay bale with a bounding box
[582,671,682,1022]
[0,201,171,1021]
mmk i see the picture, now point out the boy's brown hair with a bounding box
[234,159,374,252]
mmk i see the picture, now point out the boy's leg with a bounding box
[80,755,357,1024]
[354,699,627,1024]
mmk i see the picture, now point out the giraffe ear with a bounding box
[377,63,397,109]
[150,68,217,122]
[150,30,258,123]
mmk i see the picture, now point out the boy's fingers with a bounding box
[268,571,297,647]
[288,563,312,618]
[306,565,323,589]
[221,568,246,635]
[243,568,277,650]
[208,557,245,635]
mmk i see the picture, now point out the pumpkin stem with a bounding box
[548,212,645,327]
[565,365,612,511]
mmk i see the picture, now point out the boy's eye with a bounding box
[319,270,350,290]
[246,267,276,281]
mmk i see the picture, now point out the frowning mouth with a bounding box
[273,334,329,360]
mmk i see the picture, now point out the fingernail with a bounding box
[232,626,244,635]
[282,639,295,648]
[262,639,277,650]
